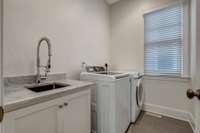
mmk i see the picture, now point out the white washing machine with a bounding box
[129,72,144,123]
[80,66,130,133]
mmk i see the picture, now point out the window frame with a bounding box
[143,0,190,78]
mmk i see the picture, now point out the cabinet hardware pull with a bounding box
[0,106,4,122]
[64,103,68,106]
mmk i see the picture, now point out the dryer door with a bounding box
[136,78,144,108]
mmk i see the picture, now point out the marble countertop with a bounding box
[4,79,94,113]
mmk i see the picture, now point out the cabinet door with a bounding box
[62,90,91,133]
[3,98,63,133]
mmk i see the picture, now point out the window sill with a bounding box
[143,74,191,82]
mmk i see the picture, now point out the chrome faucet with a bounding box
[36,37,52,83]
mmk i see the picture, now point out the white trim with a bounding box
[188,112,196,133]
[143,0,190,78]
[0,0,3,132]
[143,75,190,82]
[0,0,3,105]
[143,103,192,122]
[91,102,97,112]
[145,112,162,118]
[143,0,188,16]
[182,0,190,77]
[91,129,97,133]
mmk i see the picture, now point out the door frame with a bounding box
[0,0,3,133]
[190,0,200,133]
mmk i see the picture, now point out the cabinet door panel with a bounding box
[3,89,91,133]
[63,91,91,133]
[4,99,62,133]
[15,106,58,133]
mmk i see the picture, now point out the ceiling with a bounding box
[105,0,121,5]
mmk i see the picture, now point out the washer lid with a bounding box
[95,72,129,79]
[80,71,129,81]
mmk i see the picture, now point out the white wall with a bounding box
[3,0,110,79]
[110,0,144,71]
[110,0,182,72]
[143,76,192,121]
[110,0,193,122]
[2,0,197,128]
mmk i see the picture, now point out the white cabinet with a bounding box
[3,97,63,133]
[3,89,91,133]
[62,91,91,133]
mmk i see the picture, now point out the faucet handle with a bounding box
[40,74,47,80]
[48,64,51,69]
[47,59,51,69]
[46,68,50,73]
[44,66,50,73]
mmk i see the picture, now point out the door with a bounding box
[3,98,62,133]
[190,0,200,133]
[62,90,91,133]
[196,0,200,132]
[0,0,3,133]
[194,0,200,131]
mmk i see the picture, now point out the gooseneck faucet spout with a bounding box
[36,37,52,83]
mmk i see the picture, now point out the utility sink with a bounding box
[25,82,70,93]
[98,72,121,75]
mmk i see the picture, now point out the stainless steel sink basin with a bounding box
[98,72,122,75]
[25,82,70,93]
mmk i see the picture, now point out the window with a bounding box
[144,2,189,77]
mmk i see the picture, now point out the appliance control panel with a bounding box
[86,66,105,72]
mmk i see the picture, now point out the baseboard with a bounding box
[125,123,132,133]
[143,103,194,125]
[91,102,97,112]
[188,112,196,133]
[91,129,97,133]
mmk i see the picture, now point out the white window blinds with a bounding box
[144,4,183,76]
